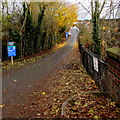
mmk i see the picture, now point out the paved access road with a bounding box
[2,29,79,104]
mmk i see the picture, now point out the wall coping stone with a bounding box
[106,47,120,61]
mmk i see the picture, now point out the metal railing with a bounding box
[79,43,107,94]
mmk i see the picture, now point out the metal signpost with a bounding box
[7,42,16,64]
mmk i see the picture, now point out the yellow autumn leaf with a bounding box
[42,92,45,95]
[0,104,5,108]
[56,108,60,112]
[94,115,99,119]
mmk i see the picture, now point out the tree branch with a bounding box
[99,0,106,15]
[103,1,119,19]
[76,0,92,16]
[20,2,31,35]
[91,0,94,18]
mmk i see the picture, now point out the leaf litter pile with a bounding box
[3,48,120,119]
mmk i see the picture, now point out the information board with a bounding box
[8,42,14,46]
[7,46,16,57]
[66,32,69,38]
[93,57,99,72]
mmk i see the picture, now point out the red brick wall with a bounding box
[105,57,120,105]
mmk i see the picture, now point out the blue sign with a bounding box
[66,32,69,38]
[7,46,16,57]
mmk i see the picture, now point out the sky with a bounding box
[68,0,91,20]
[68,0,120,20]
[2,0,120,20]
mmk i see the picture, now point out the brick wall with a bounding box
[79,44,120,105]
[105,56,120,105]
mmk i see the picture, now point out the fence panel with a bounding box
[79,42,120,105]
[79,43,107,93]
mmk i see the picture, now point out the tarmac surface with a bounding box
[2,29,78,105]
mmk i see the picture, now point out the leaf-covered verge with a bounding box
[2,44,120,119]
[2,39,67,71]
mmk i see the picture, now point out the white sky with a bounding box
[2,0,120,20]
[68,0,120,20]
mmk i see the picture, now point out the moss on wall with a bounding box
[106,47,120,61]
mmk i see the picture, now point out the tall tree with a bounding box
[91,0,106,56]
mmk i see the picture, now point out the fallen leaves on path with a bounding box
[3,50,120,119]
[0,104,5,108]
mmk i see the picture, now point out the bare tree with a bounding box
[76,0,119,57]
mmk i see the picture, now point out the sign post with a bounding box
[7,42,16,65]
[11,56,13,64]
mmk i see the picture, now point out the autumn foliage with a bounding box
[2,2,78,61]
